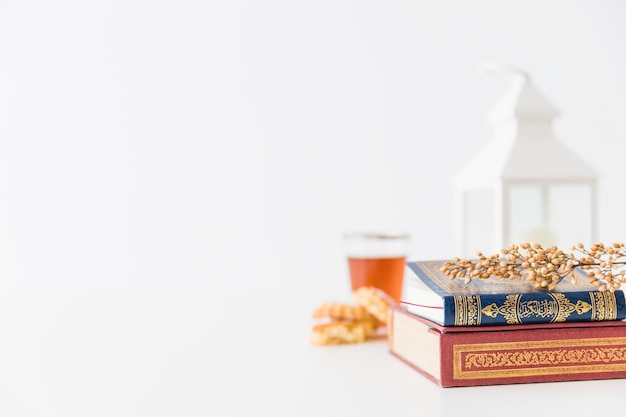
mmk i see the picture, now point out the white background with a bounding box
[2,2,626,416]
[1,1,626,297]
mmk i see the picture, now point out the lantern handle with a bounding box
[480,61,531,83]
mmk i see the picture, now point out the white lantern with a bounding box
[453,63,598,258]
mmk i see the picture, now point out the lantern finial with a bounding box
[482,62,558,124]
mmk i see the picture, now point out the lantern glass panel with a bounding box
[508,183,593,249]
[464,189,495,256]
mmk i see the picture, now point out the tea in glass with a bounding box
[344,232,409,302]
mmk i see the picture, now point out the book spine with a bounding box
[441,290,626,326]
[439,323,626,387]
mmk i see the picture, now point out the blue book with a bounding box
[404,260,626,326]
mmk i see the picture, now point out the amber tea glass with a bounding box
[344,232,410,302]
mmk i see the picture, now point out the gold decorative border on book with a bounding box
[453,337,626,380]
[590,291,618,321]
[453,295,481,326]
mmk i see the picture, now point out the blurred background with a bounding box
[0,0,625,299]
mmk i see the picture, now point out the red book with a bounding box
[388,305,626,387]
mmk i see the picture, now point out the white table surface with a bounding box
[0,285,622,416]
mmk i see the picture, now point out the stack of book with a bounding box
[388,260,626,387]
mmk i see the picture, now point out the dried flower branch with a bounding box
[440,242,626,292]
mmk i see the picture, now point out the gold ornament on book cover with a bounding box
[454,338,626,380]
